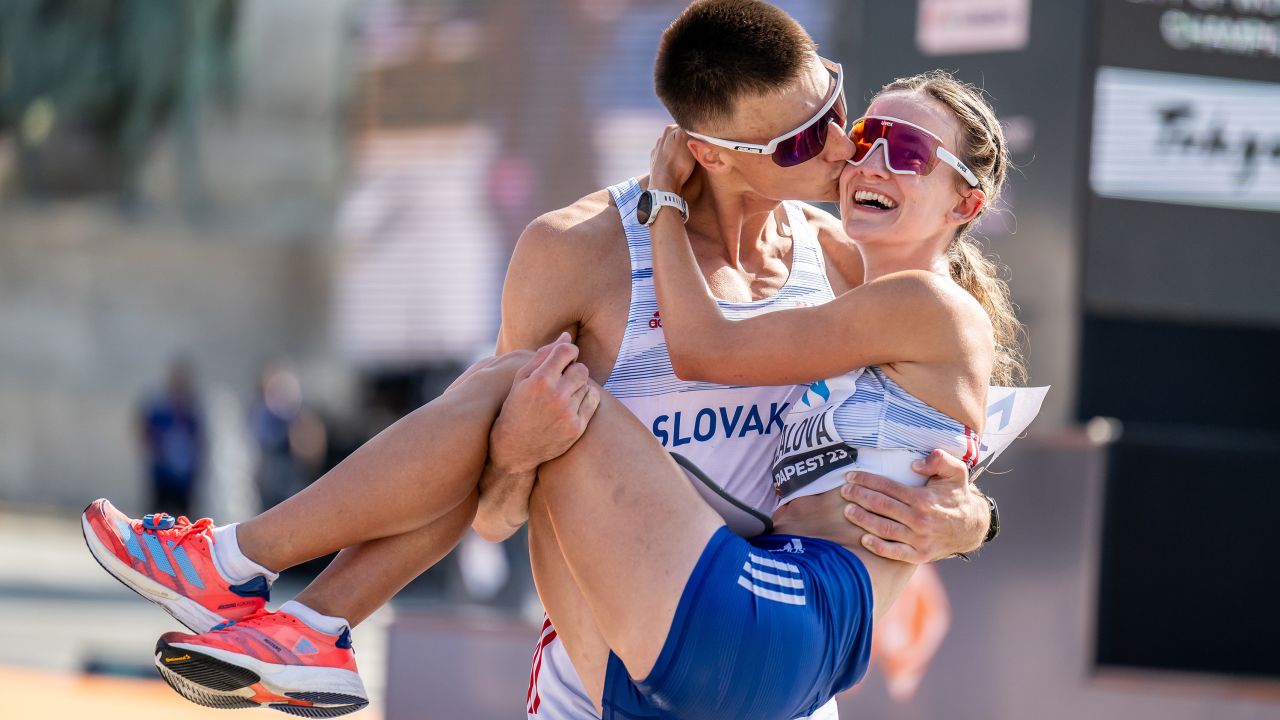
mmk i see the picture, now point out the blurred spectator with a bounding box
[138,357,204,517]
[250,361,300,509]
[250,360,329,510]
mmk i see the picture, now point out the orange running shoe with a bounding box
[81,498,270,632]
[155,609,368,717]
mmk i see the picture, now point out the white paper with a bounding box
[972,385,1050,477]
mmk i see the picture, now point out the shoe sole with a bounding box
[81,509,224,634]
[156,637,369,717]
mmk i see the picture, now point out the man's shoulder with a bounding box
[792,202,863,291]
[520,186,627,254]
[793,202,845,241]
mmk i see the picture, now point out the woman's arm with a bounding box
[647,127,972,386]
[650,216,964,385]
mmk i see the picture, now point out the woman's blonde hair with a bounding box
[875,70,1026,386]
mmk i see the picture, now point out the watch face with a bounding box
[636,191,653,225]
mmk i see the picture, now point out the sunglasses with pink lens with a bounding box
[848,115,980,187]
[685,58,846,168]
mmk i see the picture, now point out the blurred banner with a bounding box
[1082,0,1280,328]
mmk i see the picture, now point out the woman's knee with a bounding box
[457,350,533,381]
[452,350,534,392]
[495,348,536,368]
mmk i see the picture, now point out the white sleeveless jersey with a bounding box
[602,177,837,528]
[528,177,840,720]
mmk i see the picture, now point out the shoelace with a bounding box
[138,515,215,549]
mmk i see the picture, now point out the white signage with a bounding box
[1090,66,1280,212]
[916,0,1031,56]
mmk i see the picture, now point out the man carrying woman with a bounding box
[81,1,1039,717]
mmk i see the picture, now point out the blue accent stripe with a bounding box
[169,543,205,589]
[142,533,176,577]
[117,519,147,562]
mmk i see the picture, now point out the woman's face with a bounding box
[838,91,976,249]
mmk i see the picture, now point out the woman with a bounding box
[83,71,1037,719]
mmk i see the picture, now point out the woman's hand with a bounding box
[649,124,698,192]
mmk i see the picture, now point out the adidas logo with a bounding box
[293,638,319,655]
[774,538,805,554]
[738,553,806,606]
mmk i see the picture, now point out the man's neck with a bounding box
[655,168,788,272]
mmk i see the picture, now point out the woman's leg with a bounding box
[289,491,479,625]
[536,386,726,680]
[233,352,532,576]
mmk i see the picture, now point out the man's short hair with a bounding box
[655,0,816,132]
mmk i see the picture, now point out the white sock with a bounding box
[279,600,350,636]
[211,523,279,584]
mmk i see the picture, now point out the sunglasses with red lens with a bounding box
[685,58,846,168]
[848,116,980,187]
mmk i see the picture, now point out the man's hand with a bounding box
[649,124,698,192]
[491,333,599,475]
[839,450,990,563]
[474,334,601,541]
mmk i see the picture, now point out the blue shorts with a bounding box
[601,526,874,720]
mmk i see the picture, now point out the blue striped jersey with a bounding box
[771,366,980,505]
[603,178,837,519]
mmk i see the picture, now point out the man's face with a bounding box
[691,54,854,202]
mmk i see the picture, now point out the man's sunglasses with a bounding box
[848,115,980,187]
[684,58,846,168]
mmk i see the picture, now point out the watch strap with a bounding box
[982,493,1000,544]
[640,189,688,226]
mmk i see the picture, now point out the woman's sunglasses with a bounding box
[684,58,846,168]
[848,115,980,187]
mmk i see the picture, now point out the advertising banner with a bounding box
[1091,66,1280,212]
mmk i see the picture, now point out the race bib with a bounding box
[770,373,862,498]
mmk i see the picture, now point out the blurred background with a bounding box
[0,0,1277,718]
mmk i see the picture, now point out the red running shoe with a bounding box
[155,609,368,717]
[81,498,270,632]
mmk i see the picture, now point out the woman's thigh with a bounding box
[537,385,725,680]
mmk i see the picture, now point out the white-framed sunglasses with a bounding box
[847,115,980,187]
[684,58,846,168]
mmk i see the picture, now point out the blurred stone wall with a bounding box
[0,0,359,512]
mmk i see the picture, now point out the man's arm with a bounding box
[471,204,612,541]
[840,450,991,563]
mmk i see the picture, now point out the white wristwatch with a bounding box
[636,189,689,226]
